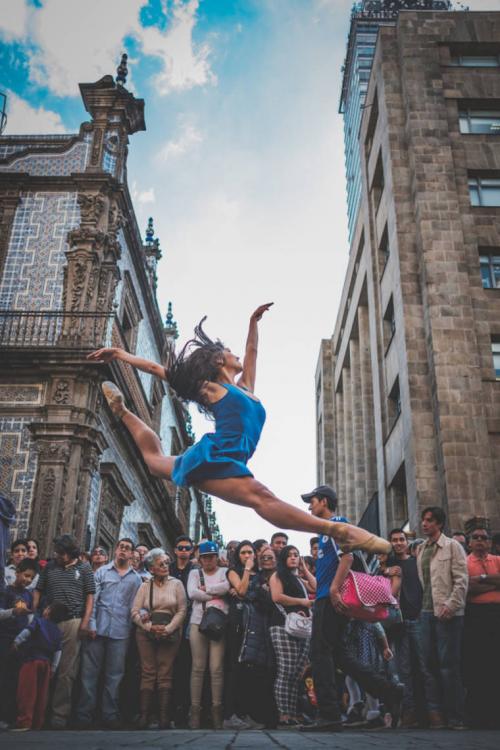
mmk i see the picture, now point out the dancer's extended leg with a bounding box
[102,382,175,478]
[197,476,391,554]
[102,382,390,554]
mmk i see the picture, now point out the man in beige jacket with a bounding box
[416,506,468,730]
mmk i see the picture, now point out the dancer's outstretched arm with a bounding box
[237,303,273,392]
[87,347,167,380]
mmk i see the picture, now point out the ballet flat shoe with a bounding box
[331,522,391,555]
[101,381,127,418]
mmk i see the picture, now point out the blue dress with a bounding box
[172,383,266,487]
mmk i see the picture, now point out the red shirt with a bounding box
[467,553,500,604]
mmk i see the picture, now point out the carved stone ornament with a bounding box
[78,192,107,225]
[53,379,71,405]
[91,127,104,166]
[36,441,71,463]
[108,201,126,238]
[37,468,57,534]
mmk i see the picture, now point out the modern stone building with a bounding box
[316,8,500,535]
[0,60,220,556]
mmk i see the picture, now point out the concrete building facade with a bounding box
[316,10,500,535]
[0,63,221,556]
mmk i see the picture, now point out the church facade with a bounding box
[0,62,220,555]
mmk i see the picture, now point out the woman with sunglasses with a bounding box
[131,549,187,729]
[88,305,390,555]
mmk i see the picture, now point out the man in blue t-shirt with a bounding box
[300,485,403,732]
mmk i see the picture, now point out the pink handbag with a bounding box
[340,571,398,622]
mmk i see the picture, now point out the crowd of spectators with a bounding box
[1,487,499,732]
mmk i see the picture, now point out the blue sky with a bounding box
[1,0,496,548]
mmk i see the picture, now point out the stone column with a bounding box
[343,369,354,521]
[335,389,346,505]
[358,306,378,501]
[349,338,365,523]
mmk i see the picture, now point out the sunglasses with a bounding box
[471,535,489,541]
[261,556,275,561]
[176,545,193,551]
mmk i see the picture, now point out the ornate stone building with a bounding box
[316,10,500,535]
[0,60,219,555]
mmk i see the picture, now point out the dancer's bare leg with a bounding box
[122,410,175,478]
[101,382,390,553]
[102,382,175,477]
[197,476,391,554]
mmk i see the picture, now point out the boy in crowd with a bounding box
[12,602,69,731]
[0,558,38,727]
[4,539,28,586]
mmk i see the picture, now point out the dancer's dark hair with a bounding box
[165,317,226,416]
[276,545,305,598]
[230,540,257,577]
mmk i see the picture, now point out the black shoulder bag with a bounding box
[198,569,228,641]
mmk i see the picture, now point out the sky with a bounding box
[1,0,497,552]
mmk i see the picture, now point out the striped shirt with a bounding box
[36,560,95,619]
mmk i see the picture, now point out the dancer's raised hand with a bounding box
[250,302,273,322]
[87,347,124,363]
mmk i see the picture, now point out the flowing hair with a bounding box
[276,545,305,598]
[165,317,226,416]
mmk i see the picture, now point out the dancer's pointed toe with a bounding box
[101,381,126,418]
[331,522,391,555]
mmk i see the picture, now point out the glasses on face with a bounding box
[156,560,170,568]
[261,556,274,561]
[176,545,192,551]
[471,535,489,541]
[117,544,133,552]
[92,549,106,556]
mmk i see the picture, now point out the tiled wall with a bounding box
[0,191,80,310]
[0,137,90,175]
[0,416,39,537]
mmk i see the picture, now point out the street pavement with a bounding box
[2,729,499,749]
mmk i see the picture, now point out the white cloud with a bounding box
[0,0,215,99]
[131,181,156,205]
[160,122,203,160]
[0,0,31,40]
[140,0,216,95]
[5,90,67,134]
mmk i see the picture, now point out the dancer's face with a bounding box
[222,348,243,374]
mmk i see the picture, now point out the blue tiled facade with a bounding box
[0,75,215,551]
[0,416,39,537]
[0,191,80,310]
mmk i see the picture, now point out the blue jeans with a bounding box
[420,612,464,722]
[394,618,435,711]
[77,636,129,723]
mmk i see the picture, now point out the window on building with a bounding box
[459,109,500,134]
[378,224,390,275]
[492,340,500,379]
[365,91,379,156]
[469,176,500,207]
[118,271,143,353]
[450,54,500,67]
[371,151,385,213]
[150,381,163,434]
[383,296,396,352]
[480,252,500,289]
[388,376,401,430]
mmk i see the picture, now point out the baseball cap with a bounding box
[198,540,219,556]
[301,485,338,503]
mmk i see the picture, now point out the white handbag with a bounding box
[277,578,312,640]
[283,610,312,640]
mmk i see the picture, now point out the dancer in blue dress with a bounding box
[87,304,390,554]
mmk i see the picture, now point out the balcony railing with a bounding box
[0,310,114,350]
